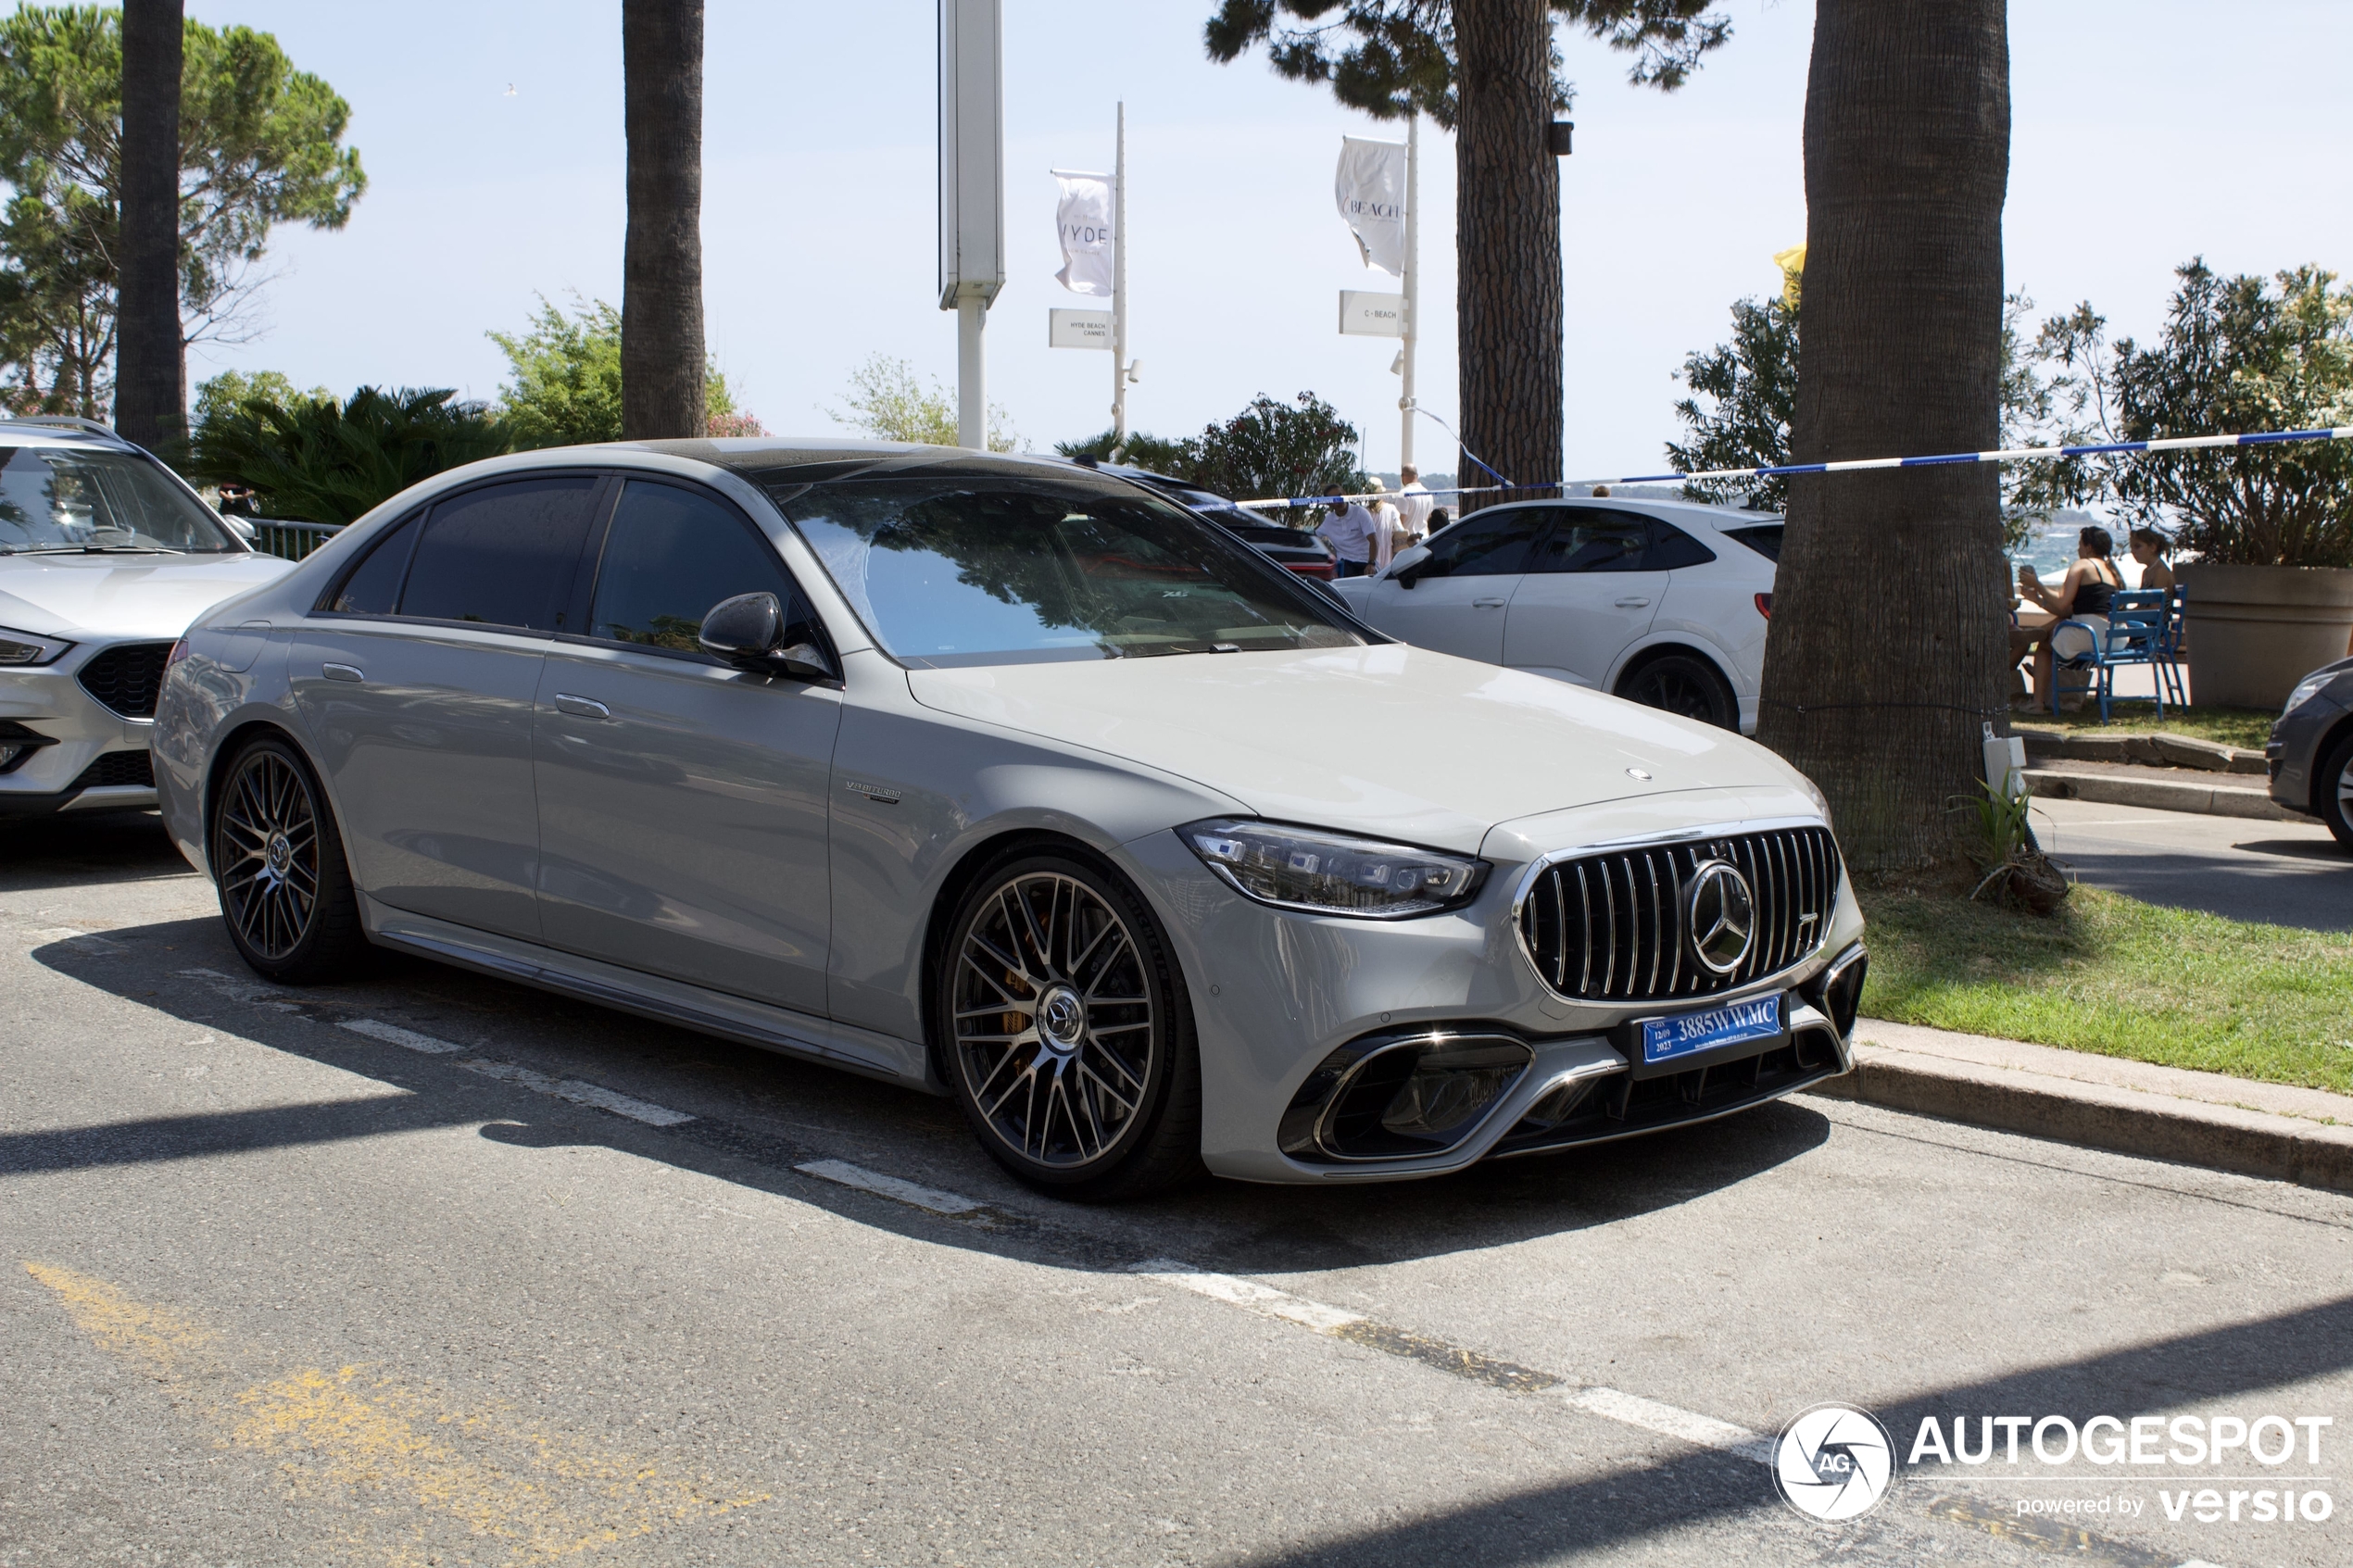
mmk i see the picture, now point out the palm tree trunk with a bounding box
[1756,0,2012,873]
[115,0,183,448]
[622,0,705,440]
[1453,0,1561,509]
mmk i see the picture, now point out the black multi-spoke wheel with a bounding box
[1617,653,1738,730]
[211,735,365,983]
[2320,732,2353,853]
[938,852,1201,1199]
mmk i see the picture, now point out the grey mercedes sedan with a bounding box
[154,441,1866,1198]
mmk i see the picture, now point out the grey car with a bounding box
[2268,655,2353,850]
[154,440,1865,1199]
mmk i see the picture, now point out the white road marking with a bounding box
[795,1159,986,1215]
[459,1058,695,1127]
[1560,1386,1773,1463]
[1132,1259,1368,1334]
[33,925,125,952]
[339,1018,463,1055]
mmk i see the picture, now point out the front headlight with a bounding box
[0,624,74,666]
[1181,819,1487,919]
[2282,671,2336,719]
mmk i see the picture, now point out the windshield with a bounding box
[781,474,1366,667]
[0,444,237,554]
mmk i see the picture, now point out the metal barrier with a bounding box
[245,519,343,561]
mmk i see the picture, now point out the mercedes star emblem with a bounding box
[1685,859,1756,975]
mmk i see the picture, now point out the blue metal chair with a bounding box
[2049,589,2171,723]
[2154,584,2189,709]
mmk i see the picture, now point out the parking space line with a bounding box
[458,1058,694,1127]
[794,1158,985,1214]
[803,1160,1771,1464]
[338,1018,462,1055]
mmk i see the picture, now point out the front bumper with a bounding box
[0,656,162,818]
[1118,793,1867,1184]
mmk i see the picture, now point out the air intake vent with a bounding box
[1516,826,1841,1004]
[75,641,175,718]
[68,750,154,789]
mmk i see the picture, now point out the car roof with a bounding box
[612,437,1107,490]
[0,417,145,452]
[1466,494,1780,534]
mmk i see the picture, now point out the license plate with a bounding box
[1640,994,1784,1066]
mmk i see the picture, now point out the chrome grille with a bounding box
[1516,826,1841,1003]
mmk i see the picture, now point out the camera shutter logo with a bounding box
[1684,859,1755,975]
[1773,1403,1897,1522]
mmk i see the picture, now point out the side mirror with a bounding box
[698,592,836,681]
[1388,544,1431,589]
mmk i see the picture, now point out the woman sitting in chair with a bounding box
[2128,526,2177,594]
[2011,525,2122,709]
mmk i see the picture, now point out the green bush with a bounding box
[185,384,510,525]
[1052,427,1198,475]
[491,292,759,446]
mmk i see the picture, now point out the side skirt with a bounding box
[359,894,944,1094]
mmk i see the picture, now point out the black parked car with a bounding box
[2269,655,2353,852]
[1074,459,1337,580]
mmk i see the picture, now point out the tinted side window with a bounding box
[1642,520,1718,571]
[397,477,599,631]
[1524,509,1646,574]
[1416,509,1545,578]
[325,513,421,614]
[588,481,813,654]
[1722,523,1783,562]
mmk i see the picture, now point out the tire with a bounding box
[936,848,1203,1201]
[2317,730,2353,853]
[1617,652,1739,730]
[210,734,368,984]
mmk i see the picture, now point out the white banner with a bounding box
[1052,170,1114,297]
[1049,308,1112,348]
[1335,136,1407,277]
[1339,290,1404,337]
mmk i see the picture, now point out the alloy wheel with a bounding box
[1624,660,1729,726]
[951,872,1157,1171]
[216,748,322,961]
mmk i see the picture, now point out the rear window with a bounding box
[781,474,1365,667]
[1722,523,1783,562]
[397,477,600,632]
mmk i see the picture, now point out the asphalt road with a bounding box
[2029,795,2353,931]
[5,811,2350,1568]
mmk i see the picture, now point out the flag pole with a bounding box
[1399,111,1417,472]
[1111,101,1129,458]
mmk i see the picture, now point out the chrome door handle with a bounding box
[553,693,610,720]
[1613,596,1652,608]
[321,662,364,684]
[1472,597,1508,608]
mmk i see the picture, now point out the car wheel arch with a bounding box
[1611,640,1736,696]
[199,719,346,881]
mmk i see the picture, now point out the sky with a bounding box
[167,0,2353,485]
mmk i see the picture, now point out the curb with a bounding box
[2022,766,2296,822]
[1803,1026,2353,1195]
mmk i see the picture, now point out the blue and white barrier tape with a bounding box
[1233,423,2353,511]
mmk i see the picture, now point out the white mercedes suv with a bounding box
[1331,495,1781,733]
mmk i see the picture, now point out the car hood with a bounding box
[906,644,1819,854]
[0,552,292,640]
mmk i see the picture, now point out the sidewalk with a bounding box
[1804,1017,2353,1194]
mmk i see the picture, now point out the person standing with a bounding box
[1317,491,1378,578]
[1395,463,1435,546]
[1367,477,1408,573]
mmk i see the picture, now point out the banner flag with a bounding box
[1052,170,1114,297]
[1334,136,1407,276]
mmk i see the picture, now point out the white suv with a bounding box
[1331,495,1780,732]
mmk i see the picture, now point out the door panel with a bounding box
[291,475,601,938]
[1504,508,1667,685]
[1354,505,1548,664]
[531,478,842,1015]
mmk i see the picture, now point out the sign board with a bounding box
[1050,308,1112,349]
[937,0,1004,309]
[1340,290,1405,338]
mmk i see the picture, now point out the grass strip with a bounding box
[1857,885,2353,1097]
[2010,705,2275,750]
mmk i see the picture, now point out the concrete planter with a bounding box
[2179,563,2353,709]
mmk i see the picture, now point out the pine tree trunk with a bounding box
[115,0,183,448]
[1453,0,1561,510]
[622,0,705,441]
[1757,0,2012,873]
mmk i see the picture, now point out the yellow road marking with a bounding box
[25,1261,766,1563]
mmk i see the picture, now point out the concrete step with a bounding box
[2022,764,2297,821]
[2017,726,2266,774]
